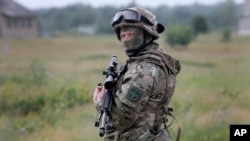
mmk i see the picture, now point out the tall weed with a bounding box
[29,58,50,86]
[0,58,92,134]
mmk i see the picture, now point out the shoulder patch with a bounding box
[127,87,142,102]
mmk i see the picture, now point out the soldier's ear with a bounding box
[157,23,165,33]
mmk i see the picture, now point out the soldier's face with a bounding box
[120,27,135,41]
[120,26,144,51]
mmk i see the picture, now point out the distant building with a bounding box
[77,25,96,35]
[0,0,38,39]
[238,0,250,35]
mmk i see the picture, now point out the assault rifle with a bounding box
[95,55,118,137]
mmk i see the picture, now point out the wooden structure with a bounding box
[238,0,250,35]
[0,0,38,39]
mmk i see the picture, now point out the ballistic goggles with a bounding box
[111,9,154,27]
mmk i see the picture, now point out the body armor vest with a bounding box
[113,45,181,140]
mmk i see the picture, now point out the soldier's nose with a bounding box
[120,31,134,41]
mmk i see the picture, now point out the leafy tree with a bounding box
[190,14,209,36]
[165,25,193,47]
[208,0,237,29]
[95,6,117,34]
[36,2,242,36]
[171,6,193,25]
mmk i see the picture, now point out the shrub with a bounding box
[165,25,193,47]
[0,70,91,133]
[221,28,231,43]
[190,14,209,36]
[14,95,46,115]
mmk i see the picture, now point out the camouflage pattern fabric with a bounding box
[102,43,181,141]
[113,7,162,40]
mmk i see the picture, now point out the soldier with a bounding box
[93,7,181,141]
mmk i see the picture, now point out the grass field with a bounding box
[0,33,250,141]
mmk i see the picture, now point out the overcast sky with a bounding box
[15,0,244,10]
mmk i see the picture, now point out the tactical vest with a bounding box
[115,47,181,141]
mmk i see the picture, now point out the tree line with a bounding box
[36,1,242,37]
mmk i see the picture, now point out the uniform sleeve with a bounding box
[111,61,166,125]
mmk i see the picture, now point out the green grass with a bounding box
[0,33,250,141]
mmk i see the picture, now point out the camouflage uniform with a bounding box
[96,7,181,141]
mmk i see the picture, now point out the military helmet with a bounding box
[111,7,165,40]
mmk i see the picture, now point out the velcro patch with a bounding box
[127,87,142,102]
